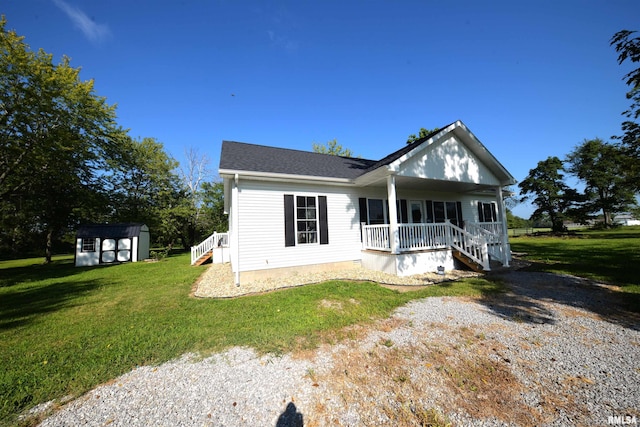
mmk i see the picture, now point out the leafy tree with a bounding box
[200,181,228,234]
[406,127,440,144]
[610,30,640,189]
[566,138,637,227]
[518,156,583,232]
[506,210,530,229]
[105,137,184,245]
[312,139,353,157]
[0,16,125,261]
[178,148,212,248]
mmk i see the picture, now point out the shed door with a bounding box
[101,239,116,263]
[117,238,131,262]
[100,238,132,263]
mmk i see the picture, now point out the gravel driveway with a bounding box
[37,270,640,426]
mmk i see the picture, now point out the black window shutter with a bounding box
[284,194,295,247]
[491,203,498,222]
[456,201,464,228]
[400,199,408,224]
[358,197,368,241]
[358,198,368,224]
[318,196,329,245]
[385,200,389,224]
[477,202,484,222]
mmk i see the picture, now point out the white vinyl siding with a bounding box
[236,180,362,272]
[232,180,503,273]
[396,134,501,186]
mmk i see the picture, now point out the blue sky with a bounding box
[4,0,639,217]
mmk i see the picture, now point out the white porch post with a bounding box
[496,186,510,266]
[387,175,399,254]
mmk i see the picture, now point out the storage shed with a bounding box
[75,223,150,267]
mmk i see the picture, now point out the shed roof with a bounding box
[76,223,148,239]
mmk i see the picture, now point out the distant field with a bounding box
[508,225,588,237]
[510,226,640,292]
[508,227,550,237]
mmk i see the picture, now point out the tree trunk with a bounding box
[45,228,53,264]
[603,209,613,228]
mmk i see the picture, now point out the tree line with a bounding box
[0,17,226,262]
[518,30,640,232]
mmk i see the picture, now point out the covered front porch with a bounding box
[355,166,512,276]
[361,220,509,275]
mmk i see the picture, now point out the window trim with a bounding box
[478,201,498,222]
[367,198,387,225]
[284,194,329,247]
[81,238,96,253]
[296,195,318,245]
[426,200,463,226]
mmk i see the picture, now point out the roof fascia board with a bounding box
[353,164,392,186]
[219,169,355,186]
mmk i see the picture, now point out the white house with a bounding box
[613,213,640,226]
[75,223,150,267]
[192,121,517,287]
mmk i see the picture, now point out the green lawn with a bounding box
[0,253,502,426]
[510,226,640,294]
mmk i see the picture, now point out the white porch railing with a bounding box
[362,224,390,251]
[465,222,507,264]
[362,222,502,271]
[448,222,490,270]
[397,223,450,251]
[190,231,229,265]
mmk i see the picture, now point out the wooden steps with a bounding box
[193,250,213,266]
[452,250,485,273]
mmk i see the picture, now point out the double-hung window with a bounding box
[296,196,317,244]
[425,200,463,227]
[284,194,329,247]
[367,199,386,225]
[478,202,498,222]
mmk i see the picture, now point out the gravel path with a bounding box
[193,262,481,298]
[37,269,640,426]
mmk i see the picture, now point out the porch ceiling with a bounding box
[363,175,499,194]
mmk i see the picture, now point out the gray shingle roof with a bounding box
[218,121,516,185]
[219,141,377,180]
[76,223,147,238]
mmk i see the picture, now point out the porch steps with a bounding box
[193,250,213,266]
[452,250,485,273]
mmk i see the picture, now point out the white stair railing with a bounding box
[447,222,490,271]
[190,231,229,265]
[465,222,505,264]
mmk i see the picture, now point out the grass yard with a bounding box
[510,226,640,302]
[0,253,503,426]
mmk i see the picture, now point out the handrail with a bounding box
[190,231,229,265]
[465,222,505,264]
[447,222,490,270]
[362,222,493,270]
[362,224,390,251]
